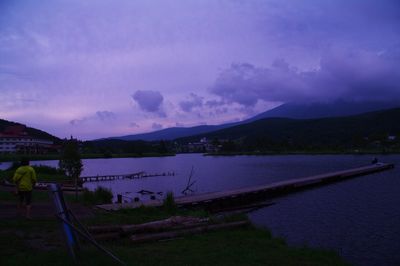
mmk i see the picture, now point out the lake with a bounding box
[31,154,400,266]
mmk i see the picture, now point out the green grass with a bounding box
[0,163,71,185]
[0,224,349,266]
[85,206,209,226]
[81,187,113,205]
[0,192,349,265]
[0,189,50,201]
[0,189,85,203]
[113,228,348,266]
[0,170,70,183]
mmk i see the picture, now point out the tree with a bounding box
[158,140,168,154]
[59,137,83,199]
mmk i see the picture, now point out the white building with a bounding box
[0,125,54,154]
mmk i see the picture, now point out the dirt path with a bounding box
[0,186,94,220]
[0,202,94,219]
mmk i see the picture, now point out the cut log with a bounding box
[94,232,121,241]
[130,220,249,243]
[210,202,275,214]
[121,216,208,234]
[121,221,210,235]
[89,216,211,239]
[88,225,121,234]
[89,222,212,240]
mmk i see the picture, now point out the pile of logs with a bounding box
[87,216,249,243]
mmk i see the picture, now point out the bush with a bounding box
[6,163,65,175]
[33,165,66,175]
[82,186,113,205]
[8,162,20,171]
[163,191,177,214]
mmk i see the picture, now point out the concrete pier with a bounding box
[97,163,394,211]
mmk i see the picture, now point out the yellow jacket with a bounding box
[13,166,37,191]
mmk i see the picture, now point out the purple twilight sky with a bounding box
[1,0,400,140]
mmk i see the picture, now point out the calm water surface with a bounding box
[32,154,400,266]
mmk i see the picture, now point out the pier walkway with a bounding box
[80,171,175,183]
[97,163,394,211]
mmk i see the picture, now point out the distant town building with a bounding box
[177,137,221,153]
[387,135,397,141]
[0,125,55,154]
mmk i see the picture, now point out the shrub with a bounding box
[82,189,95,204]
[33,165,66,175]
[82,186,113,205]
[163,191,177,214]
[8,162,20,171]
[94,186,113,204]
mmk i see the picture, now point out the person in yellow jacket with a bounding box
[13,159,37,219]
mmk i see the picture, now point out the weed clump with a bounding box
[163,191,177,214]
[82,186,113,205]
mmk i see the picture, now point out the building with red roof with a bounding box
[0,125,54,154]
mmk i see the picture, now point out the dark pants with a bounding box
[18,191,32,205]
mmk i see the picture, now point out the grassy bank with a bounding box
[0,186,349,266]
[0,208,349,266]
[0,188,84,203]
[0,165,70,183]
[0,174,349,265]
[0,226,349,266]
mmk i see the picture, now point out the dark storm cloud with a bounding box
[69,118,88,126]
[179,93,204,112]
[132,90,164,113]
[96,111,116,121]
[1,0,400,139]
[70,110,116,125]
[210,61,305,105]
[129,122,139,128]
[315,49,400,101]
[210,49,400,106]
[151,123,163,130]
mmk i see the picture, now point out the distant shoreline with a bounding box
[2,150,399,162]
[203,150,400,156]
[0,152,176,162]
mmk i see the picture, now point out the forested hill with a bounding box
[111,124,235,141]
[176,108,400,151]
[104,100,400,142]
[0,119,60,142]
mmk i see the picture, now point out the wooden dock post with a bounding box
[117,194,122,204]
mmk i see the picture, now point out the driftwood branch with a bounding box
[182,166,196,195]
